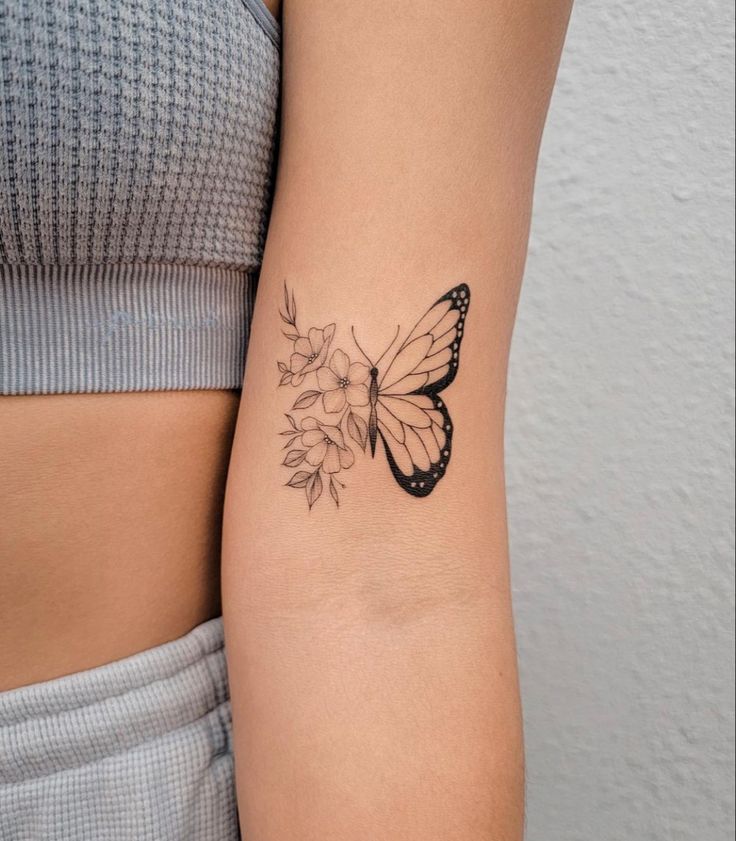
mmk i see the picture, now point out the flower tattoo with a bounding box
[300,417,356,473]
[289,327,334,386]
[317,349,370,413]
[277,282,470,508]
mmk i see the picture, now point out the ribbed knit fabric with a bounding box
[0,264,258,393]
[0,617,238,841]
[0,0,280,394]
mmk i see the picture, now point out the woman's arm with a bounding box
[222,2,572,837]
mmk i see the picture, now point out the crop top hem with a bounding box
[0,263,258,395]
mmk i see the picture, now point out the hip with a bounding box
[0,616,239,841]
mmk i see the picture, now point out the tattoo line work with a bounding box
[277,283,470,508]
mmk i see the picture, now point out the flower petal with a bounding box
[318,423,345,449]
[322,444,341,474]
[313,344,330,369]
[348,362,370,384]
[317,367,340,391]
[345,382,369,406]
[290,353,308,373]
[301,416,319,431]
[331,348,350,379]
[301,429,324,447]
[323,388,346,413]
[339,445,355,469]
[308,327,323,352]
[305,440,327,466]
[303,357,323,373]
[294,338,312,357]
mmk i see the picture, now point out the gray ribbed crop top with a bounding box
[0,0,280,394]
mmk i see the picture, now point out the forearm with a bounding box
[222,1,571,837]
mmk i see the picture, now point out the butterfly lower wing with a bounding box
[376,393,454,497]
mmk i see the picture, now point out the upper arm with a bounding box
[225,0,572,559]
[222,3,572,835]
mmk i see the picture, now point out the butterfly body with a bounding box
[368,366,380,457]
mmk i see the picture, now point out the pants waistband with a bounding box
[0,617,229,785]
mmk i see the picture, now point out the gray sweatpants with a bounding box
[0,617,239,840]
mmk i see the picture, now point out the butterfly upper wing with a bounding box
[379,283,469,396]
[375,284,469,497]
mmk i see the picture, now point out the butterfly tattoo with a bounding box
[277,283,470,508]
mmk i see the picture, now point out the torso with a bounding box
[0,0,281,691]
[0,390,239,690]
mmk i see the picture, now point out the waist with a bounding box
[0,388,240,690]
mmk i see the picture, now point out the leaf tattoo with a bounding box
[276,282,470,508]
[291,391,321,410]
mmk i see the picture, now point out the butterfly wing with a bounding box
[375,283,469,497]
[376,392,453,497]
[379,283,469,396]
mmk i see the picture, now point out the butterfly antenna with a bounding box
[374,325,401,368]
[350,326,375,367]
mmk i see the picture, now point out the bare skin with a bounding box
[0,390,239,690]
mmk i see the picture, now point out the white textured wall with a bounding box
[506,2,735,839]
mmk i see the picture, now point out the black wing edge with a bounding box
[379,394,454,498]
[413,283,470,396]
